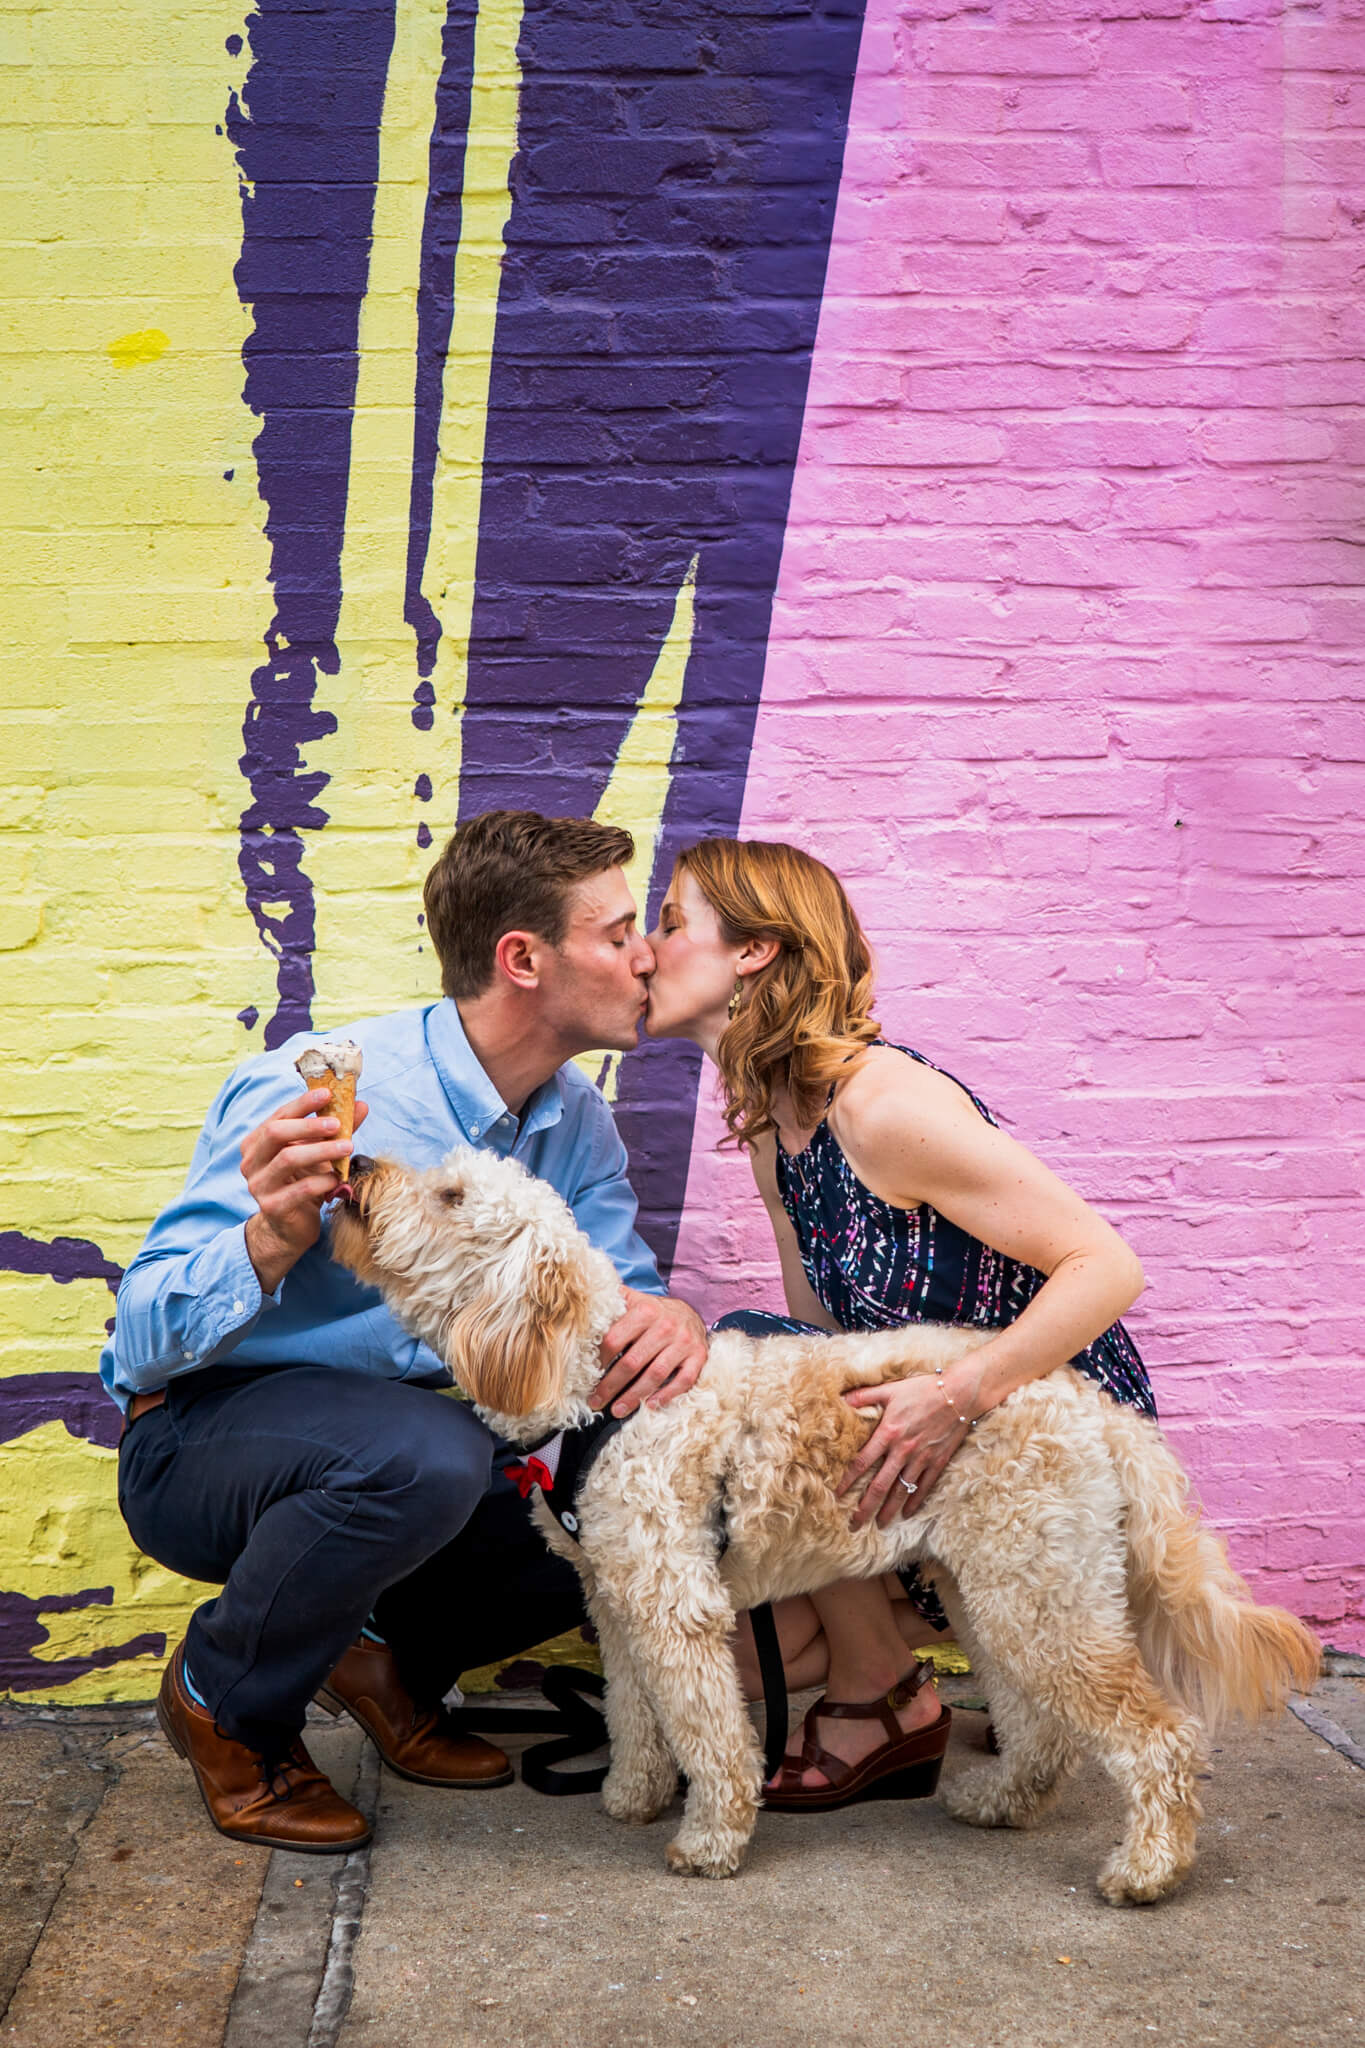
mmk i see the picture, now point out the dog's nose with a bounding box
[348,1155,375,1182]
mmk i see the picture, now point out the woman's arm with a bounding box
[749,1134,841,1333]
[829,1048,1144,1523]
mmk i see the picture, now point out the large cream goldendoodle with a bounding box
[331,1147,1320,1903]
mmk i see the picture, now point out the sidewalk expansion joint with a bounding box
[308,1742,382,2048]
[1288,1693,1365,1770]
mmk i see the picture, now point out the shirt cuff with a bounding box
[187,1223,283,1362]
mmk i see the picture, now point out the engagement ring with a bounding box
[899,1477,917,1494]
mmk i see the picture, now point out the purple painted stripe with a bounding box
[0,1231,122,1291]
[457,0,868,1269]
[228,0,398,1046]
[0,1374,123,1452]
[0,1589,164,1696]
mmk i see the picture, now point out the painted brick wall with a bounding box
[2,0,1362,1698]
[673,0,1365,1651]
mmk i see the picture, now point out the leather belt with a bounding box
[126,1388,168,1424]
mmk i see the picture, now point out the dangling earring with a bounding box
[727,976,744,1021]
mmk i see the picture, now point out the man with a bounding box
[103,811,707,1853]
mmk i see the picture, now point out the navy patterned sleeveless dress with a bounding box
[716,1043,1154,1632]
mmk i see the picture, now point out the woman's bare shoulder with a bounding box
[835,1043,944,1110]
[831,1044,978,1148]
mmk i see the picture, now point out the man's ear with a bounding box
[492,928,543,992]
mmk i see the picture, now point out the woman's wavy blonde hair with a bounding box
[674,838,880,1149]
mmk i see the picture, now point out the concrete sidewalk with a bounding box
[1,1666,1361,2048]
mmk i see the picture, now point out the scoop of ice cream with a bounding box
[294,1039,363,1083]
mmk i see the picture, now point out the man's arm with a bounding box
[104,1069,360,1402]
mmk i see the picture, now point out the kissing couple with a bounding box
[105,808,1151,1851]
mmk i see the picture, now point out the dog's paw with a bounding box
[601,1762,676,1826]
[1096,1844,1195,1907]
[940,1765,1038,1831]
[664,1833,747,1879]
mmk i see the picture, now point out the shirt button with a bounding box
[232,1300,245,1315]
[182,1349,194,1361]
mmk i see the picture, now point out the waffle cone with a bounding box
[322,1070,357,1178]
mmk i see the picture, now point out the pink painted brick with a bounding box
[873,189,1012,245]
[1104,592,1314,641]
[807,417,1007,468]
[1004,417,1196,469]
[1099,136,1199,186]
[1002,78,1194,131]
[915,26,1100,76]
[918,137,1094,187]
[669,0,1365,1648]
[1009,298,1200,353]
[1028,190,1199,242]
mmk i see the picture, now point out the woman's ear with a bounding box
[738,933,781,976]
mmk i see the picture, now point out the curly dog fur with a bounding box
[331,1146,1321,1904]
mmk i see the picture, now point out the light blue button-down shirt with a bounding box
[99,1000,664,1410]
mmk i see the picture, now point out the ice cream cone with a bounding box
[322,1070,356,1178]
[294,1040,363,1181]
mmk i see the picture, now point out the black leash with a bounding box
[450,1665,611,1794]
[451,1609,788,1796]
[750,1600,790,1784]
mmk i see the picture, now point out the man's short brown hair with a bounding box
[423,810,636,1001]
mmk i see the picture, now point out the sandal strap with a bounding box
[768,1699,861,1793]
[815,1659,938,1742]
[767,1662,938,1790]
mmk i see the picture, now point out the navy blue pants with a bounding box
[118,1365,586,1761]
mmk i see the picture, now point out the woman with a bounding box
[644,838,1153,1809]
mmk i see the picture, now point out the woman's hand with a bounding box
[835,1374,970,1528]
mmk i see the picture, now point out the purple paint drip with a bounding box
[406,0,478,698]
[228,1,398,1047]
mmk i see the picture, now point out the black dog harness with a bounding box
[538,1411,625,1540]
[486,1413,790,1789]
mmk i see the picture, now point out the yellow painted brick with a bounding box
[63,590,272,641]
[0,1275,115,1356]
[0,785,43,827]
[0,900,43,951]
[0,1425,204,1706]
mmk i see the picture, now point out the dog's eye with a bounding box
[438,1187,465,1207]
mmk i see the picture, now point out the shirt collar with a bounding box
[424,998,566,1145]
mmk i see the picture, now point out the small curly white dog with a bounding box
[330,1146,1320,1904]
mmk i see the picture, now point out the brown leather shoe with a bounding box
[156,1644,371,1854]
[316,1637,513,1788]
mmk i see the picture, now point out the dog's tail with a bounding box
[1101,1401,1321,1730]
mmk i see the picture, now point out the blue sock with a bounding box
[361,1621,386,1646]
[182,1660,209,1710]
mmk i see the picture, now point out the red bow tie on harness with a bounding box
[506,1455,553,1500]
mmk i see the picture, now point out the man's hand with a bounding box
[240,1088,370,1296]
[591,1289,709,1418]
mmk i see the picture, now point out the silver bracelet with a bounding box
[934,1360,977,1431]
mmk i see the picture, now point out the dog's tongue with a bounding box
[334,1182,355,1205]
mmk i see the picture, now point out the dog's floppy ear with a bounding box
[444,1239,590,1420]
